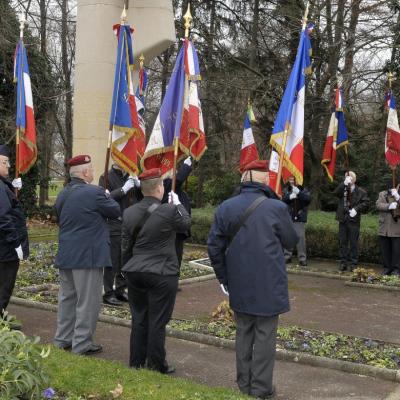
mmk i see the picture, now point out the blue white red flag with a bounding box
[269,23,313,186]
[134,64,148,158]
[239,108,259,172]
[109,24,143,175]
[321,88,349,181]
[142,39,206,175]
[384,91,400,167]
[14,39,37,174]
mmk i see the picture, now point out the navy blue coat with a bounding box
[54,178,121,269]
[0,177,28,262]
[207,182,298,317]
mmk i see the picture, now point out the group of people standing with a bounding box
[1,143,400,399]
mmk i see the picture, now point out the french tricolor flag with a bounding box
[239,112,259,172]
[14,39,37,174]
[385,91,400,168]
[321,88,349,181]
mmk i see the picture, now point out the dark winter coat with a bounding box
[98,166,142,236]
[0,176,28,262]
[335,183,369,224]
[54,178,121,269]
[282,185,311,223]
[207,182,298,317]
[121,197,191,276]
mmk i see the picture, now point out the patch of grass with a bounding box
[45,347,250,400]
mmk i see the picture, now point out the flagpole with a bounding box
[275,1,309,194]
[388,71,397,188]
[15,13,26,195]
[104,6,128,189]
[172,3,192,192]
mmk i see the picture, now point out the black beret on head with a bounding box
[0,145,10,157]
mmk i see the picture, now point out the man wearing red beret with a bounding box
[53,155,121,355]
[121,168,191,374]
[208,160,298,399]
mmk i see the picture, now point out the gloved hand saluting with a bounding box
[349,208,357,218]
[184,156,192,167]
[389,202,398,210]
[12,178,22,189]
[292,186,300,195]
[344,176,352,186]
[289,192,297,200]
[131,175,141,188]
[390,188,400,202]
[168,191,181,205]
[122,177,135,194]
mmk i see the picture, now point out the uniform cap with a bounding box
[242,160,269,172]
[139,168,162,181]
[0,145,10,157]
[67,154,91,167]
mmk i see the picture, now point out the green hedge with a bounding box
[190,208,382,264]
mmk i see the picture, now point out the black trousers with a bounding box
[125,271,178,372]
[0,260,19,316]
[175,237,185,268]
[338,221,360,267]
[103,234,126,297]
[379,236,400,273]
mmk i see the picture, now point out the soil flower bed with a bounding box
[351,268,400,287]
[168,302,400,371]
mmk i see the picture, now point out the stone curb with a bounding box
[9,296,400,383]
[179,273,216,286]
[345,281,400,292]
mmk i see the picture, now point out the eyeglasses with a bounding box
[0,160,10,167]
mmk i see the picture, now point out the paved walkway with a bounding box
[8,304,399,400]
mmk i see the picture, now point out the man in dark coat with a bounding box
[207,160,298,399]
[0,145,28,323]
[162,156,192,268]
[53,155,120,355]
[99,164,142,306]
[121,168,191,374]
[282,176,311,266]
[335,171,369,271]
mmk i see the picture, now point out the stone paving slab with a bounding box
[173,274,400,345]
[8,304,398,400]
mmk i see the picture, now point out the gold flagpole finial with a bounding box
[302,1,310,30]
[139,53,145,69]
[19,13,26,39]
[388,71,394,89]
[183,3,193,38]
[121,5,127,25]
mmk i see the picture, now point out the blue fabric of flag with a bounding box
[110,25,135,129]
[243,113,251,130]
[336,111,348,149]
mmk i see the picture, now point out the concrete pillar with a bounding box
[73,0,175,180]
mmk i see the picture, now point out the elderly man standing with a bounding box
[53,155,120,355]
[376,184,400,275]
[0,145,28,326]
[335,171,369,272]
[207,160,298,400]
[121,168,191,374]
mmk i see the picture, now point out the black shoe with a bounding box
[382,268,393,276]
[115,292,129,302]
[285,258,292,264]
[58,343,72,351]
[255,386,276,399]
[103,295,123,306]
[349,265,356,272]
[339,264,347,272]
[163,365,175,374]
[177,287,182,292]
[299,261,307,267]
[80,344,103,355]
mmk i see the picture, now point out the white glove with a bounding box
[289,192,297,200]
[15,245,23,260]
[168,191,181,205]
[220,284,229,296]
[121,177,135,194]
[12,178,22,189]
[349,208,357,218]
[131,175,140,188]
[344,176,352,186]
[390,189,400,201]
[183,156,192,167]
[292,186,300,195]
[389,202,398,210]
